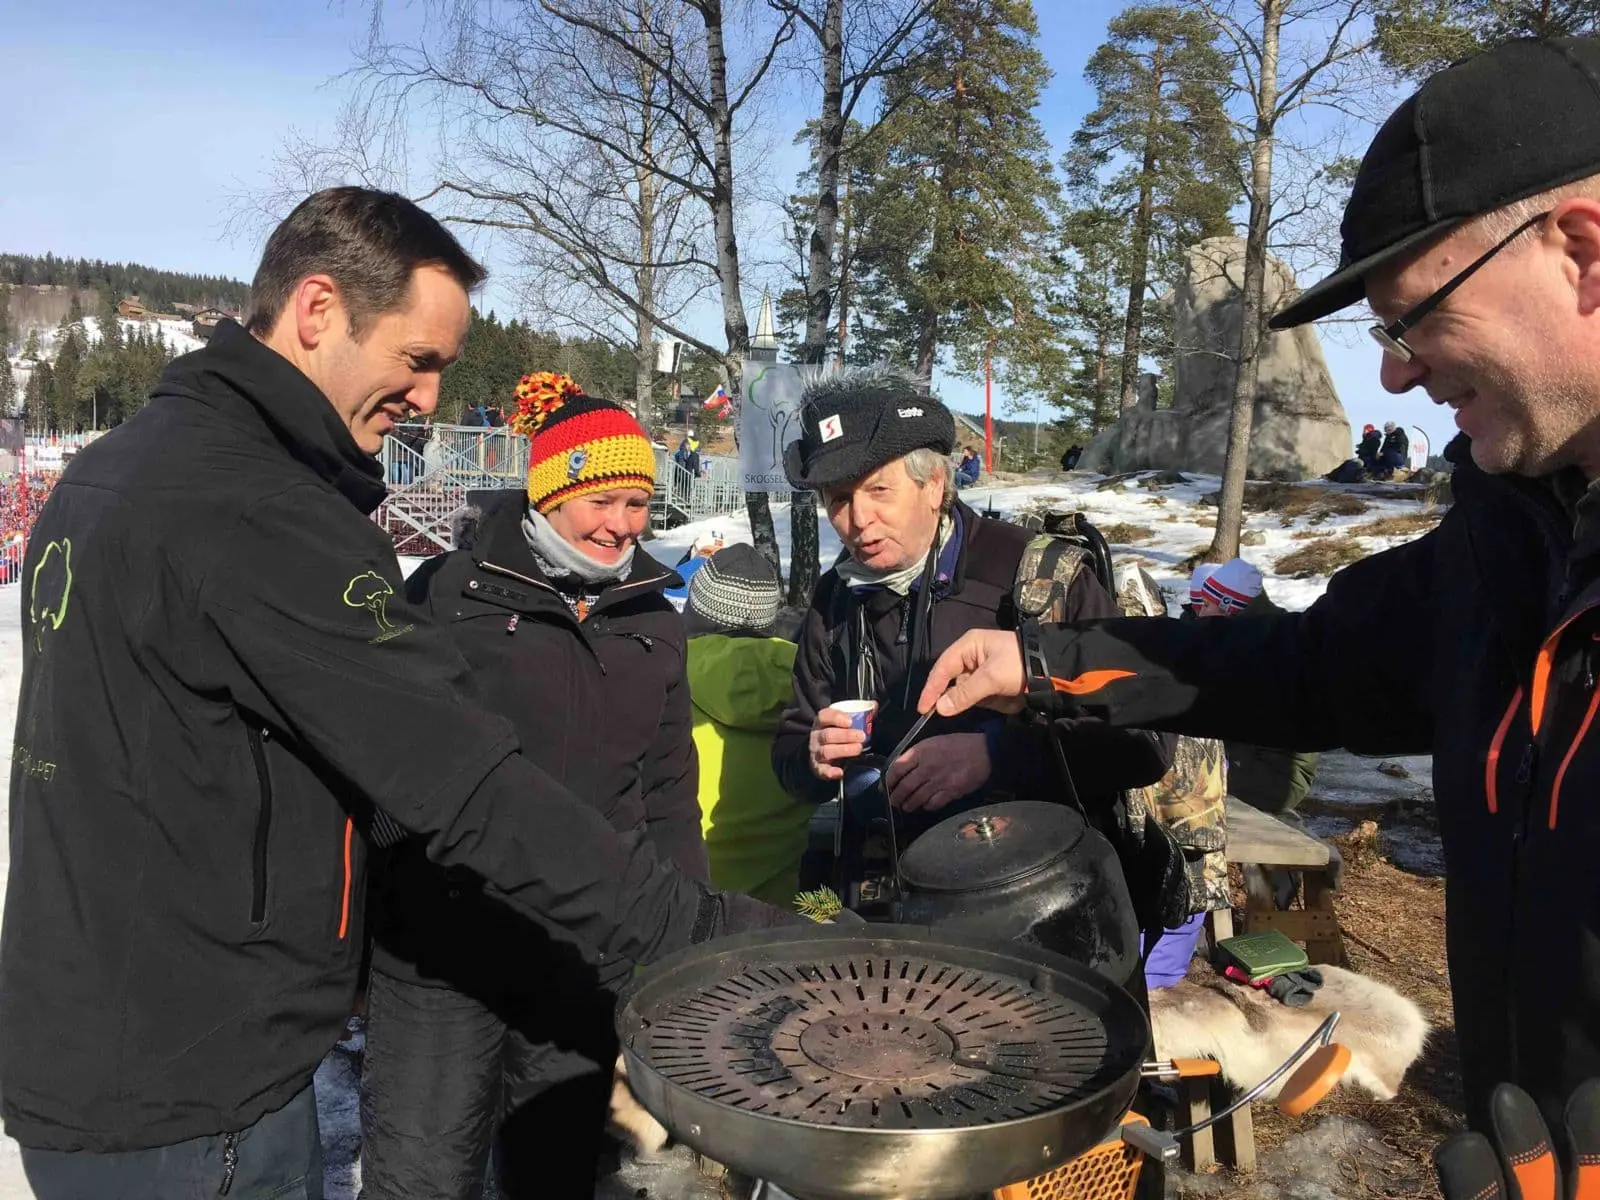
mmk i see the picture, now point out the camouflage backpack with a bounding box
[1010,514,1228,919]
[1115,563,1230,916]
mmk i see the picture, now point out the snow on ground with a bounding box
[646,468,1435,615]
[0,469,1443,1197]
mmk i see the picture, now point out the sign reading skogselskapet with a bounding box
[739,360,805,492]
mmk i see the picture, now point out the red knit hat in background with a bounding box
[510,372,657,513]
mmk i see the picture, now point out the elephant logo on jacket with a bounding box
[29,538,73,653]
[343,571,397,633]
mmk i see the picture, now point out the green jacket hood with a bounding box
[687,635,798,731]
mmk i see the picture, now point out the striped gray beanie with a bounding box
[685,543,782,636]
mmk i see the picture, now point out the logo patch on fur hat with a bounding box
[898,406,924,417]
[818,414,843,442]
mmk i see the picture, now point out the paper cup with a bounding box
[827,699,877,736]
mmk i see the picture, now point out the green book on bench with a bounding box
[1215,930,1308,983]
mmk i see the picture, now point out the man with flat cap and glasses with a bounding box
[905,36,1600,1143]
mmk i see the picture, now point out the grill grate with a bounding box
[633,952,1126,1130]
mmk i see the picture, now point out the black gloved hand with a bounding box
[1435,1079,1600,1200]
[1267,968,1324,1008]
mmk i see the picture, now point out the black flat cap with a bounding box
[783,364,956,491]
[1272,37,1600,329]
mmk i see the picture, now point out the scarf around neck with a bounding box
[835,514,955,596]
[521,510,635,586]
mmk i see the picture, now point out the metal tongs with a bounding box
[839,706,940,903]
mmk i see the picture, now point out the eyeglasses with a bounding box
[1369,211,1550,362]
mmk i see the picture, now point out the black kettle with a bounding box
[894,800,1141,988]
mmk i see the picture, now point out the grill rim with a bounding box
[616,925,1150,1142]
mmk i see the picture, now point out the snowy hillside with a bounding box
[8,316,208,404]
[0,468,1445,1198]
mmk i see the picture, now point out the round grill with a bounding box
[633,950,1125,1130]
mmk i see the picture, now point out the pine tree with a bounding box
[851,0,1062,383]
[96,289,124,356]
[0,356,15,416]
[21,330,41,362]
[1067,5,1238,414]
[0,283,13,355]
[1054,206,1129,432]
[24,361,53,434]
[1377,0,1600,77]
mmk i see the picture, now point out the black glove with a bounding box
[1267,968,1324,1008]
[1436,1079,1600,1200]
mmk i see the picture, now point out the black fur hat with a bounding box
[782,364,956,492]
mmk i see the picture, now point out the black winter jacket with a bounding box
[370,495,708,999]
[0,322,774,1153]
[773,504,1172,842]
[1021,437,1600,1134]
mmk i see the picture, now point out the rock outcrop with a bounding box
[1079,237,1352,480]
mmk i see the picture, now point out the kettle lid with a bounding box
[899,801,1086,892]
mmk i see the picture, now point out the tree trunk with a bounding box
[634,137,658,429]
[787,0,844,608]
[1092,322,1112,431]
[836,170,853,367]
[1118,56,1164,415]
[915,312,939,383]
[1207,0,1280,563]
[700,0,780,573]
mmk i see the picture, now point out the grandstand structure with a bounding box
[375,424,747,555]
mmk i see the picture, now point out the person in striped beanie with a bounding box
[1197,557,1263,616]
[508,372,659,614]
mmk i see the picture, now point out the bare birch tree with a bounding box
[1196,0,1378,561]
[771,0,933,603]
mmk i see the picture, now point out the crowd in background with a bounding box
[0,473,59,585]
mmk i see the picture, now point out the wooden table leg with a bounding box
[1181,1076,1215,1171]
[1303,871,1346,966]
[1211,1078,1256,1171]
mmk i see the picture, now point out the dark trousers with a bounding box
[20,1084,322,1200]
[359,968,617,1200]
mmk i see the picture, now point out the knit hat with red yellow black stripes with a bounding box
[511,372,657,514]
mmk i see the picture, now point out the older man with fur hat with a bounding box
[771,365,1172,889]
[917,36,1600,1144]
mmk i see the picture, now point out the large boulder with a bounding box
[1090,237,1352,480]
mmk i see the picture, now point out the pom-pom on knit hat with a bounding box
[511,372,657,514]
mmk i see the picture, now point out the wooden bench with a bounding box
[1181,798,1344,1174]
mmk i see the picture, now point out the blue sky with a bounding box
[0,0,1450,460]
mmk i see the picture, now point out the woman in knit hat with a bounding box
[361,373,709,1200]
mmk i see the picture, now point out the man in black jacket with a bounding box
[913,36,1600,1141]
[772,366,1171,901]
[0,187,787,1198]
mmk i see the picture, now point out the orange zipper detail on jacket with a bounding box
[1531,607,1600,736]
[1485,685,1523,815]
[338,817,353,940]
[1549,684,1600,830]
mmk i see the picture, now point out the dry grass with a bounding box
[1246,482,1372,524]
[1290,528,1325,541]
[1350,512,1441,539]
[1274,536,1370,578]
[1237,844,1460,1196]
[1098,523,1156,544]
